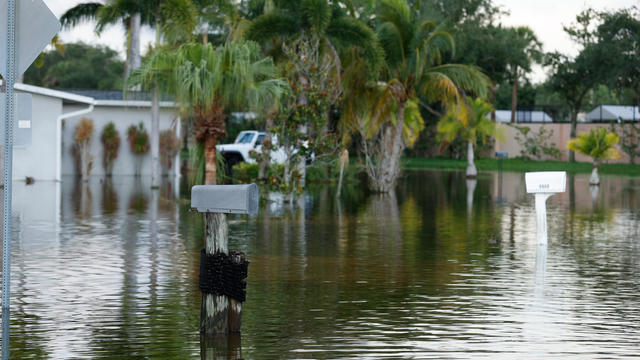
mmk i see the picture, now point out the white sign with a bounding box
[0,0,61,77]
[0,93,32,146]
[525,171,566,194]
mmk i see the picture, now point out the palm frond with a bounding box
[246,11,298,42]
[60,2,102,29]
[301,0,332,35]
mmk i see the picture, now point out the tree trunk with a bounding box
[370,101,406,193]
[466,140,477,178]
[258,114,274,181]
[124,14,141,85]
[204,136,218,185]
[569,109,578,162]
[510,66,518,124]
[150,18,161,188]
[589,165,600,185]
[151,85,160,188]
[336,149,348,197]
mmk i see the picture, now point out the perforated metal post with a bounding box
[2,0,16,358]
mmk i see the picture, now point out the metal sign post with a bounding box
[0,1,60,357]
[1,1,16,359]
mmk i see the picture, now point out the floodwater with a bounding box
[1,170,640,359]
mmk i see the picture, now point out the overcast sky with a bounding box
[42,0,639,82]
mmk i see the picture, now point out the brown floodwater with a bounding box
[1,169,640,359]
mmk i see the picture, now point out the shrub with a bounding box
[100,122,120,176]
[159,129,181,174]
[73,118,94,180]
[127,122,150,155]
[512,124,561,161]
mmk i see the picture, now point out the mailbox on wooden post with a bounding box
[525,172,566,246]
[191,184,259,336]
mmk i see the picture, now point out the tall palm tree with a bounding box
[60,1,142,84]
[131,40,287,185]
[506,26,542,123]
[365,0,490,192]
[437,97,501,178]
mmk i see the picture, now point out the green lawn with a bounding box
[403,157,640,176]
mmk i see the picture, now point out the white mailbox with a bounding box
[525,171,566,246]
[191,184,259,215]
[525,171,566,194]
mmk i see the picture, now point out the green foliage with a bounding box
[566,127,621,164]
[403,157,640,176]
[231,162,259,184]
[100,122,120,175]
[23,43,124,89]
[437,97,499,146]
[511,125,561,161]
[127,123,150,155]
[160,129,182,172]
[611,121,640,165]
[186,143,227,186]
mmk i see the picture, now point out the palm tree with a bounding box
[567,127,621,185]
[60,1,142,84]
[506,26,542,123]
[363,0,490,192]
[247,0,383,186]
[437,97,501,178]
[131,40,287,185]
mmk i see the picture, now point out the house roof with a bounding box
[585,105,640,121]
[494,110,553,123]
[62,89,176,107]
[14,83,94,105]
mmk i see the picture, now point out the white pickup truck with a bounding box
[216,130,286,167]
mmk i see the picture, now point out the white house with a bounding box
[494,110,554,123]
[2,83,179,181]
[585,105,640,122]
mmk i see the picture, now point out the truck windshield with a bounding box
[236,132,254,144]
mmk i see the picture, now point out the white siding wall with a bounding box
[61,104,179,177]
[12,93,62,181]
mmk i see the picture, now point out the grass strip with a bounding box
[403,157,640,176]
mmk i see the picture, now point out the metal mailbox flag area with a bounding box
[0,0,60,358]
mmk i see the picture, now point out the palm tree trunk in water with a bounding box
[569,109,577,162]
[337,149,348,197]
[150,17,161,188]
[204,136,218,185]
[374,101,405,193]
[510,66,518,123]
[258,114,274,181]
[466,140,477,178]
[151,85,160,188]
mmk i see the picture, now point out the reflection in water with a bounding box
[200,334,241,360]
[2,171,640,358]
[466,178,476,218]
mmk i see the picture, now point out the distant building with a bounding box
[494,110,553,123]
[1,84,179,181]
[585,105,640,122]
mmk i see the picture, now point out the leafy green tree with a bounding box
[437,97,500,177]
[567,127,620,185]
[592,8,640,104]
[101,122,121,176]
[23,43,124,89]
[545,46,607,162]
[131,40,286,185]
[246,0,383,188]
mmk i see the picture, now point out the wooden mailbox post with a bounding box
[191,184,259,335]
